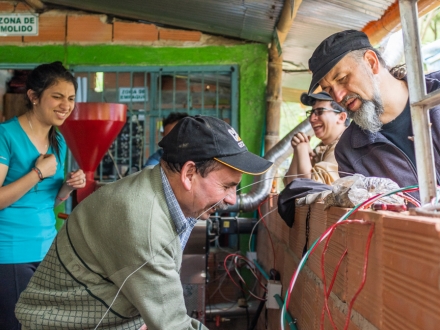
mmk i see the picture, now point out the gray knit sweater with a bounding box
[16,166,207,330]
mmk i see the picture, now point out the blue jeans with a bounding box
[0,262,40,330]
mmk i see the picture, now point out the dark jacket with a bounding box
[335,70,440,189]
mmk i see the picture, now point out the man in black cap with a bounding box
[284,91,348,185]
[308,29,440,188]
[16,115,272,330]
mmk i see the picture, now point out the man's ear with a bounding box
[338,111,348,125]
[180,161,197,191]
[364,49,380,74]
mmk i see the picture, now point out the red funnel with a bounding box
[59,102,127,202]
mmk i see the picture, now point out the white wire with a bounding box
[235,170,356,194]
[209,254,238,302]
[93,232,181,329]
[248,207,279,254]
[94,197,230,329]
[93,169,353,328]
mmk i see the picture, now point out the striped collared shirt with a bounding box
[160,167,197,250]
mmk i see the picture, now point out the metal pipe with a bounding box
[399,0,438,205]
[227,119,313,212]
[205,300,258,319]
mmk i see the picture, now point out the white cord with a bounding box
[248,207,278,253]
[94,195,233,329]
[93,170,352,328]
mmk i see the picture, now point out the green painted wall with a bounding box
[0,44,268,191]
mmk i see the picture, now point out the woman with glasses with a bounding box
[284,91,348,185]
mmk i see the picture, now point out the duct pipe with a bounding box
[227,119,313,212]
[205,300,258,319]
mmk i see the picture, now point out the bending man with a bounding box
[15,115,272,330]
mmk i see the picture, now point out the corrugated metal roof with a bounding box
[42,0,399,91]
[43,0,285,43]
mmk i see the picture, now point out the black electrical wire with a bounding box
[247,291,266,330]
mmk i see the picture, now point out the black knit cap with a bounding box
[159,115,273,175]
[308,30,372,94]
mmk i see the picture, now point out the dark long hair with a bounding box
[25,61,77,160]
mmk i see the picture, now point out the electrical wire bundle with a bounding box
[280,185,419,330]
[223,253,267,301]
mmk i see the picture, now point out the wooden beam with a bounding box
[363,0,440,46]
[276,0,303,46]
[282,87,306,103]
[265,0,304,153]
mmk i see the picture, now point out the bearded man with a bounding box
[307,29,440,189]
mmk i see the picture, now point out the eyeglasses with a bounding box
[305,107,342,117]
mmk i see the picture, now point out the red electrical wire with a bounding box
[284,186,419,317]
[223,253,267,301]
[396,192,421,208]
[319,220,372,329]
[232,255,267,293]
[362,187,419,210]
[257,196,277,269]
[320,245,347,330]
[343,223,375,330]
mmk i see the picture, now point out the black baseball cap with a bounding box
[159,115,273,175]
[308,30,372,94]
[300,91,333,106]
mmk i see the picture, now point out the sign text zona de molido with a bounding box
[0,14,38,36]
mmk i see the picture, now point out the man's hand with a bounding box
[291,132,313,154]
[290,132,308,147]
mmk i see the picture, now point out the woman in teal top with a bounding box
[0,62,86,330]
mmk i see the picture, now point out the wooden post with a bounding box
[264,0,302,153]
[265,44,283,153]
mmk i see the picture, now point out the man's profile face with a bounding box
[189,163,242,220]
[318,52,384,133]
[319,54,374,112]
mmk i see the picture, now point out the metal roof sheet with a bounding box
[43,0,400,91]
[44,0,285,43]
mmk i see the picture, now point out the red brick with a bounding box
[67,15,112,43]
[0,1,31,43]
[0,1,14,12]
[159,28,201,42]
[13,2,29,12]
[288,205,308,257]
[24,13,66,43]
[0,35,22,43]
[0,1,29,12]
[113,21,158,42]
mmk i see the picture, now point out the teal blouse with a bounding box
[0,117,66,263]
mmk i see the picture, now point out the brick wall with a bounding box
[0,1,204,45]
[256,197,440,330]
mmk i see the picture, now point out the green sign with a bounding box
[0,14,38,36]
